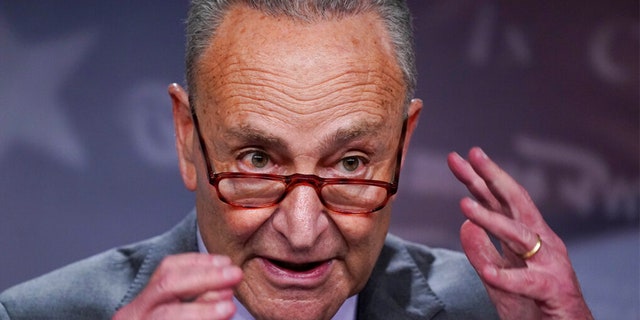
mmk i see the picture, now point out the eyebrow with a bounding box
[323,120,385,150]
[220,119,387,156]
[222,125,289,154]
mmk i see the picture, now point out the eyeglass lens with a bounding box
[217,177,389,213]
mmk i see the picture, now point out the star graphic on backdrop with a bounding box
[0,17,94,168]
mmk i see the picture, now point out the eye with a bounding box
[240,150,271,169]
[251,153,269,168]
[340,156,363,172]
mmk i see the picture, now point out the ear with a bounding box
[169,83,197,191]
[401,98,423,165]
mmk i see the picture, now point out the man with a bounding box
[0,1,593,319]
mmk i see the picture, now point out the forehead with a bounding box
[194,5,406,129]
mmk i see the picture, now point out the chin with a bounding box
[237,280,349,320]
[246,297,344,320]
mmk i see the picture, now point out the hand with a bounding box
[113,253,243,320]
[447,147,593,320]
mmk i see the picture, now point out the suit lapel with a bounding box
[357,235,444,320]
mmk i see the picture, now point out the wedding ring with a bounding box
[520,234,542,260]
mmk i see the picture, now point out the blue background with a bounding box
[1,1,638,318]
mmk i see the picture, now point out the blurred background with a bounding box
[1,1,637,318]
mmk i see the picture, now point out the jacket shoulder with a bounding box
[0,241,148,319]
[0,211,197,320]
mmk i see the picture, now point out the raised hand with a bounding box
[448,147,593,320]
[113,253,242,320]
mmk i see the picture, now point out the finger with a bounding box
[466,147,544,226]
[143,253,243,304]
[460,220,505,271]
[460,197,540,259]
[448,151,502,211]
[480,265,557,303]
[460,221,547,319]
[194,289,235,303]
[149,300,236,320]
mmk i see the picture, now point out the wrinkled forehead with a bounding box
[192,5,406,126]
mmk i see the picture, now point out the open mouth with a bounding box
[260,257,333,286]
[268,259,326,272]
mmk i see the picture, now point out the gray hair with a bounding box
[185,0,416,112]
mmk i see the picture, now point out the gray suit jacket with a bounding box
[0,212,497,319]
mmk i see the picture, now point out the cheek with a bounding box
[196,186,272,260]
[333,209,391,246]
[332,209,390,286]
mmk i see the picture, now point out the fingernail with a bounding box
[222,266,241,279]
[477,148,489,159]
[214,301,234,316]
[211,255,230,267]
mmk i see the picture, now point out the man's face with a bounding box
[178,5,420,320]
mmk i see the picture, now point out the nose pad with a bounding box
[271,184,329,250]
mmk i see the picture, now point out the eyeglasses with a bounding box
[192,111,406,214]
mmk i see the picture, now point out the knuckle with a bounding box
[516,227,530,244]
[554,240,569,255]
[522,271,552,296]
[157,255,180,272]
[470,177,487,193]
[155,272,178,296]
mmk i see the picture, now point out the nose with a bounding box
[271,184,329,251]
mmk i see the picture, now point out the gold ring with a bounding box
[520,234,542,260]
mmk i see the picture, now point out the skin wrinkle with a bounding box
[203,69,397,124]
[195,8,404,111]
[208,70,397,113]
[216,67,402,93]
[214,94,391,121]
[215,80,386,106]
[213,89,384,112]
